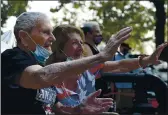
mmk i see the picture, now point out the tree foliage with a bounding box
[51,1,156,53]
[149,0,168,62]
[1,0,167,61]
[1,0,28,28]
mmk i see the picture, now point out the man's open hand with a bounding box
[101,27,132,61]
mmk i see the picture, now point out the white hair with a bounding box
[14,12,49,42]
[82,21,100,29]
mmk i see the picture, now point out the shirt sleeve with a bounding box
[89,63,104,79]
[1,48,37,85]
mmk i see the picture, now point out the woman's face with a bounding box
[63,33,84,59]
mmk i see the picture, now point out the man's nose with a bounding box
[49,33,56,42]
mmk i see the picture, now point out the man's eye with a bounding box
[44,31,49,34]
[72,42,77,45]
[42,30,50,35]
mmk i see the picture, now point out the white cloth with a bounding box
[1,41,11,53]
[1,30,16,53]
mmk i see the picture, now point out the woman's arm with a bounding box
[102,42,168,73]
[102,58,142,73]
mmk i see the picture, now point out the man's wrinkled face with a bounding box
[63,33,84,59]
[27,19,56,52]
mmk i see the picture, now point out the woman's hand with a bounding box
[80,89,113,114]
[57,89,113,115]
[141,42,168,67]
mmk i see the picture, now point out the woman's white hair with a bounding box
[14,12,49,42]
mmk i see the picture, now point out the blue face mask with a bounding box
[24,31,52,65]
[33,44,52,64]
[59,49,73,61]
[66,57,73,61]
[93,35,103,45]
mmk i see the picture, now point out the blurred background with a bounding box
[1,0,168,81]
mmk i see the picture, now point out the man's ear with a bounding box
[86,31,92,38]
[19,30,28,47]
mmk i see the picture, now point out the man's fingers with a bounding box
[95,105,111,113]
[60,106,74,114]
[116,27,132,40]
[118,33,131,44]
[115,27,132,38]
[108,33,130,49]
[89,89,102,99]
[101,102,113,107]
[103,105,112,113]
[97,98,113,103]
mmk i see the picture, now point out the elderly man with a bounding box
[2,12,133,114]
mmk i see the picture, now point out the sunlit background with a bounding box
[1,1,168,56]
[1,1,168,113]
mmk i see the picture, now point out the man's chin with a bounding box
[45,47,51,51]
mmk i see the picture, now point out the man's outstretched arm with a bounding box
[19,27,132,89]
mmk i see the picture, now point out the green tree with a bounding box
[51,0,168,62]
[51,1,155,53]
[1,0,28,29]
[149,0,168,62]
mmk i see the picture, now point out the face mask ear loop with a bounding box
[24,31,37,46]
[21,36,32,52]
[59,49,74,60]
[59,49,68,57]
[59,28,69,58]
[59,28,74,60]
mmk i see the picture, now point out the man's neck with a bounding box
[85,38,96,47]
[17,44,33,56]
[18,44,27,51]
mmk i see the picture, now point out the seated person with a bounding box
[46,24,167,114]
[1,12,129,115]
[113,43,152,74]
[112,43,131,61]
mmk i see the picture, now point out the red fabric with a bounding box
[148,98,159,108]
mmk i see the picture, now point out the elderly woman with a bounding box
[46,25,167,114]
